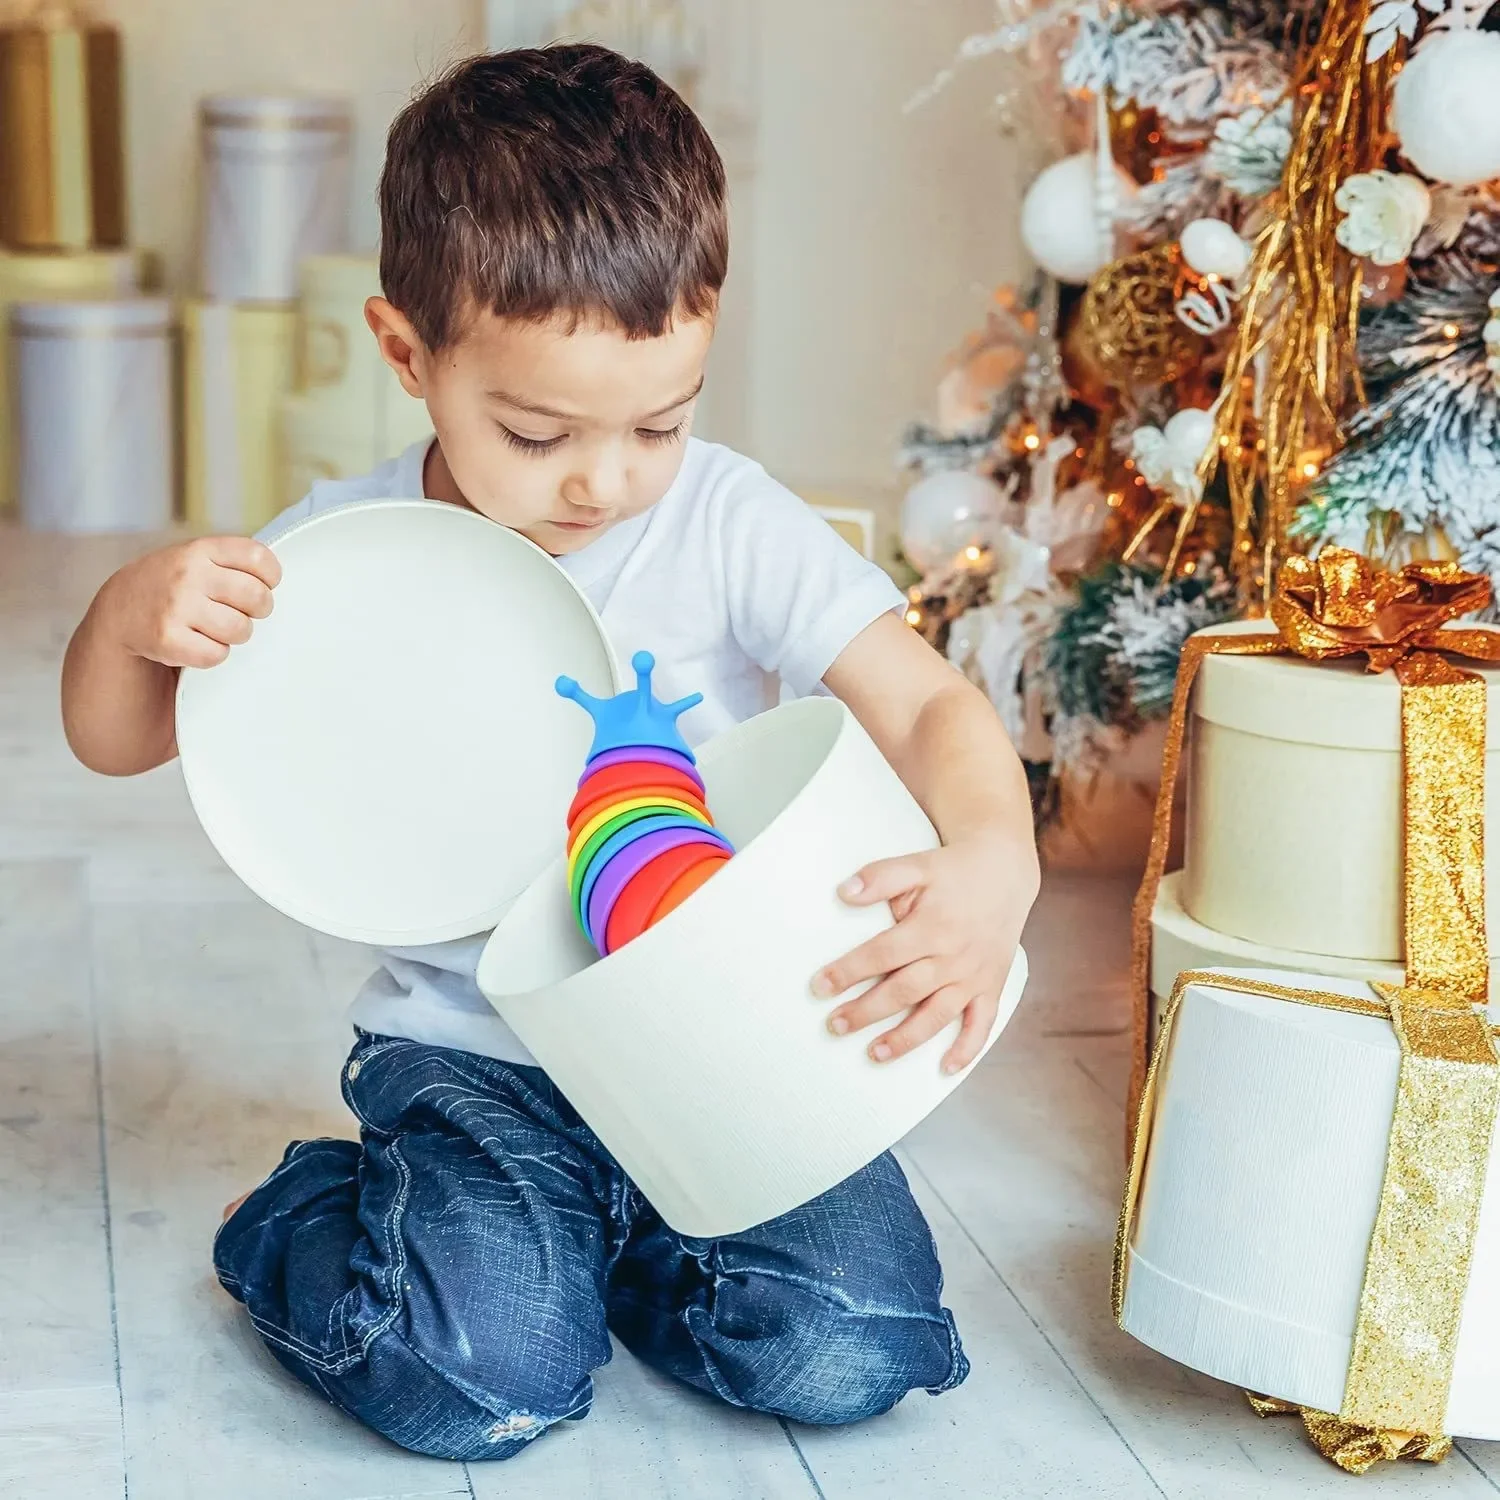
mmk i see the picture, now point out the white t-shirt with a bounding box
[255,435,905,1066]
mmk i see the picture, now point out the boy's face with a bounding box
[367,299,714,556]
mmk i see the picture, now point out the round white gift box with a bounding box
[478,696,1028,1238]
[1120,967,1500,1439]
[199,96,351,304]
[1149,870,1500,1041]
[14,297,174,534]
[176,498,1029,1235]
[1182,620,1500,964]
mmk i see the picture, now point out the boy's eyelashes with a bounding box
[495,421,687,457]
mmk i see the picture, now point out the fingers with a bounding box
[838,854,930,907]
[204,564,275,620]
[868,984,975,1065]
[811,920,928,998]
[827,958,942,1036]
[203,534,282,590]
[941,995,999,1076]
[191,599,256,649]
[154,627,230,670]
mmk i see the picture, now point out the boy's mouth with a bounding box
[553,517,608,532]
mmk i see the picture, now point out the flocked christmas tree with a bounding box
[901,0,1500,828]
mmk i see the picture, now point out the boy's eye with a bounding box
[498,425,564,455]
[636,421,685,447]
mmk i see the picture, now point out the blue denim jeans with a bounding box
[213,1031,968,1461]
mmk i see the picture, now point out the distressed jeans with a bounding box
[213,1031,968,1461]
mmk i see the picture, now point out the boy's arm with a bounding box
[62,536,280,777]
[816,612,1040,1072]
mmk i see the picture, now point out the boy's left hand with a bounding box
[810,830,1036,1076]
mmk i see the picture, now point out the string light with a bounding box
[1023,431,1041,451]
[963,544,984,563]
[1106,491,1124,508]
[1442,322,1461,340]
[1301,459,1320,479]
[904,606,924,627]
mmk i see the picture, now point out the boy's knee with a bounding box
[727,1302,968,1426]
[326,1322,594,1462]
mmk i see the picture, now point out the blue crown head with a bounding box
[556,651,703,763]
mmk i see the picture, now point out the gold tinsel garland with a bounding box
[1192,0,1398,602]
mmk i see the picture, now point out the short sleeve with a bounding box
[718,467,905,697]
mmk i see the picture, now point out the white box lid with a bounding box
[1191,617,1500,751]
[175,499,625,945]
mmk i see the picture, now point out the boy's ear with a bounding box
[365,297,428,399]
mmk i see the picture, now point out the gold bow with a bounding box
[1124,547,1500,1471]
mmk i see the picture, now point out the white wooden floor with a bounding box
[8,528,1500,1499]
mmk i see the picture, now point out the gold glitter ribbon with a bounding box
[1119,548,1500,1469]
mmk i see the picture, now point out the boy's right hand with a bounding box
[102,535,281,670]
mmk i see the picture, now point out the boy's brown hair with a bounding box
[379,44,728,350]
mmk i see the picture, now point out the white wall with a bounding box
[743,0,1022,510]
[111,0,479,289]
[107,0,1020,516]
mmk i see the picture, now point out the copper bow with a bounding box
[1269,549,1495,671]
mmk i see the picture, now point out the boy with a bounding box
[61,46,1039,1461]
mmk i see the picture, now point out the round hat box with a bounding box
[175,498,1028,1235]
[1121,967,1500,1438]
[478,695,1029,1236]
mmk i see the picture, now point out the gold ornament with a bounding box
[1058,296,1117,410]
[1079,244,1202,388]
[1197,0,1399,601]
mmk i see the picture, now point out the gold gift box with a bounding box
[0,14,125,252]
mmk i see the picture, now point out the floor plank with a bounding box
[468,1345,817,1500]
[0,1385,127,1500]
[89,898,471,1500]
[790,1149,1163,1499]
[0,859,126,1498]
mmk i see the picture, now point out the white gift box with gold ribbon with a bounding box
[14,296,173,533]
[1182,619,1500,964]
[1118,967,1500,1443]
[198,96,351,304]
[0,246,144,515]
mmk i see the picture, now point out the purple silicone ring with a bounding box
[581,745,703,790]
[586,825,722,948]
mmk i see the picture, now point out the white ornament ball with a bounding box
[1180,218,1252,280]
[1392,30,1500,188]
[1020,152,1139,285]
[899,470,1008,573]
[1163,406,1217,460]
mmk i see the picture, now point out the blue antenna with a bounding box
[557,651,702,762]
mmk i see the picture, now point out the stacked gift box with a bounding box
[1115,549,1500,1474]
[2,5,432,538]
[0,3,169,533]
[182,94,350,534]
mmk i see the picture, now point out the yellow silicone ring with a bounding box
[565,794,711,876]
